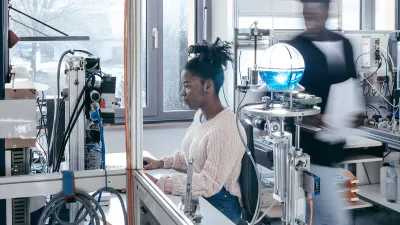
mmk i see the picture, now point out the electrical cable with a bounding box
[88,106,108,225]
[383,149,392,160]
[355,47,377,69]
[53,74,101,172]
[51,49,94,168]
[235,94,264,225]
[76,187,128,225]
[308,199,313,225]
[54,102,85,172]
[362,163,372,185]
[254,201,277,224]
[360,73,398,108]
[366,104,381,115]
[50,50,74,162]
[222,86,230,108]
[38,190,114,225]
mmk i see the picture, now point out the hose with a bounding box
[38,190,106,225]
[49,50,73,166]
[235,100,264,225]
[308,199,313,225]
[38,187,127,225]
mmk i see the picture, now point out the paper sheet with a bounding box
[315,78,365,143]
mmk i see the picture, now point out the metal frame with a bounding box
[360,0,376,30]
[0,169,126,199]
[116,0,210,122]
[134,172,192,225]
[144,0,158,117]
[0,0,8,223]
[396,0,400,30]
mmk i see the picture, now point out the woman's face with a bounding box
[180,69,211,110]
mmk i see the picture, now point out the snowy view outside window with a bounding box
[9,0,134,107]
[9,0,197,117]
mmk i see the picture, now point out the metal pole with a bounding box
[360,0,376,30]
[0,0,8,223]
[396,0,400,30]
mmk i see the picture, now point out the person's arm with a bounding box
[144,151,187,170]
[162,151,187,170]
[156,131,245,197]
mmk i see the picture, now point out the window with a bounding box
[375,0,395,30]
[162,0,195,111]
[9,0,208,121]
[9,0,125,101]
[236,0,341,30]
[342,0,360,30]
[143,0,209,120]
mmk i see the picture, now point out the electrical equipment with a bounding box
[303,170,321,197]
[361,36,380,68]
[62,56,117,173]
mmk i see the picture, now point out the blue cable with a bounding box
[89,106,107,225]
[222,86,230,108]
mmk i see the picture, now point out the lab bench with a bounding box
[106,152,235,225]
[342,135,400,219]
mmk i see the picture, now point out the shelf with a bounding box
[343,199,373,210]
[344,136,382,149]
[337,182,360,193]
[342,155,383,164]
[357,184,400,213]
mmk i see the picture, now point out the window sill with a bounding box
[104,120,193,129]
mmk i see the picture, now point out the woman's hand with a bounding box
[143,157,163,170]
[145,173,159,184]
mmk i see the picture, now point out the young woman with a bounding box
[144,38,246,224]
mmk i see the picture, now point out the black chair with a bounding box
[239,119,271,225]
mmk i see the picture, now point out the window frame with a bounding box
[142,0,211,122]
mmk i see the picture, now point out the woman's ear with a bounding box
[204,80,213,93]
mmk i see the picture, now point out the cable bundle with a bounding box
[38,188,127,225]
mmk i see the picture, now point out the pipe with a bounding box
[124,0,134,224]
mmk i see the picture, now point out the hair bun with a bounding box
[188,38,233,69]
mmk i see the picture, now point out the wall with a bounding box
[104,124,189,159]
[212,0,235,110]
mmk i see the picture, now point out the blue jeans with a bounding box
[204,188,242,224]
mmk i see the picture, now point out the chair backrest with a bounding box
[239,119,259,220]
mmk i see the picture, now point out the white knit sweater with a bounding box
[156,109,246,203]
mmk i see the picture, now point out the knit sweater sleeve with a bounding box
[162,150,187,170]
[157,129,245,197]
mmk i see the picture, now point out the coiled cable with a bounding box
[38,188,127,225]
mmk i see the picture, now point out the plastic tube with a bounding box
[309,199,313,225]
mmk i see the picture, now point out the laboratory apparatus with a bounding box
[235,41,321,225]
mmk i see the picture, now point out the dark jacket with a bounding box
[288,31,357,166]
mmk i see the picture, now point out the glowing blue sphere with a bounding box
[258,43,305,91]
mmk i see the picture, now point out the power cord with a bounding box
[362,163,372,185]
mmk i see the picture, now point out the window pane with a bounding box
[238,16,339,30]
[375,0,395,30]
[342,0,360,30]
[9,0,125,103]
[163,0,195,111]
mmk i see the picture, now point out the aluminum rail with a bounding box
[0,169,126,199]
[296,123,400,148]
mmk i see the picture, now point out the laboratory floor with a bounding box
[101,193,400,225]
[268,207,400,225]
